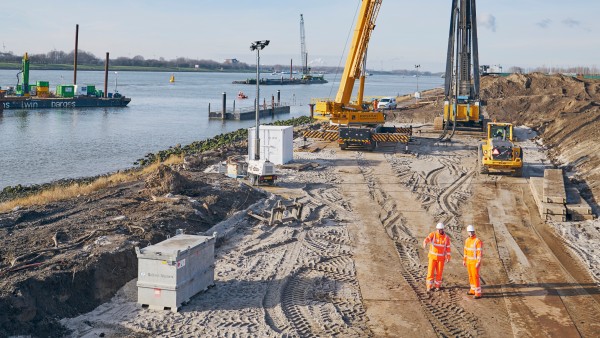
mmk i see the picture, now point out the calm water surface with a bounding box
[0,70,442,188]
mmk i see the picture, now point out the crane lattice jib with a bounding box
[300,14,308,75]
[335,0,382,104]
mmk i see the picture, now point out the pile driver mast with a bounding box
[314,0,383,125]
[437,0,484,140]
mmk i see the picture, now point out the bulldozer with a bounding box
[478,122,523,176]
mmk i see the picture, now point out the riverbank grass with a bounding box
[0,155,184,213]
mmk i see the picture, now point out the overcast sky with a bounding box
[2,0,598,72]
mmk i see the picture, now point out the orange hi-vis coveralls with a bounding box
[423,231,451,290]
[463,236,483,296]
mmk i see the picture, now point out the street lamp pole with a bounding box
[250,40,270,160]
[415,64,420,93]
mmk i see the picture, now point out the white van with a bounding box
[377,97,397,109]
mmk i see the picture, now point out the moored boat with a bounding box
[0,94,131,110]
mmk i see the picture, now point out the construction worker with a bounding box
[463,225,483,299]
[423,222,451,291]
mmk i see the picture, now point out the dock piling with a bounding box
[222,92,226,120]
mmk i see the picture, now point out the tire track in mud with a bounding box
[272,182,371,337]
[356,153,483,337]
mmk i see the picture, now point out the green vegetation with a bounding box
[135,116,314,165]
[0,115,314,204]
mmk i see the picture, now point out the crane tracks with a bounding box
[354,152,482,337]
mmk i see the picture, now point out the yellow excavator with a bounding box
[434,0,485,141]
[478,122,523,176]
[313,0,383,126]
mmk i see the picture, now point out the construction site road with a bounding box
[62,127,600,337]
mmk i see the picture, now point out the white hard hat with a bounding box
[467,225,475,232]
[436,222,445,230]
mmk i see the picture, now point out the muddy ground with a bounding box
[1,74,599,337]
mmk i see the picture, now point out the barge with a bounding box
[0,94,130,110]
[233,74,327,85]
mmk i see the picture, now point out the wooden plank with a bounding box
[565,187,592,215]
[543,169,566,204]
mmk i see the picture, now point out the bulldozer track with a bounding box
[354,152,483,337]
[268,182,371,337]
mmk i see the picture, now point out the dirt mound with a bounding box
[480,74,600,205]
[0,162,264,337]
[390,74,599,207]
[144,164,190,196]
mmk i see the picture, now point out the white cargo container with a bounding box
[248,125,293,165]
[136,233,216,312]
[75,85,88,96]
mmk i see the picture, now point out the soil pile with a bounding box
[0,165,264,337]
[481,73,600,204]
[144,164,190,196]
[389,74,599,206]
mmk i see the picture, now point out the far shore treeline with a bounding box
[0,49,439,76]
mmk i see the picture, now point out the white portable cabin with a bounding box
[248,125,293,165]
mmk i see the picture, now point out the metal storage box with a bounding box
[248,125,293,165]
[135,233,216,312]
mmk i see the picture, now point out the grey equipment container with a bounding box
[135,233,216,312]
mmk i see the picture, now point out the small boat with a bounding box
[237,91,248,99]
[169,74,175,83]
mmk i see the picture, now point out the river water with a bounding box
[0,70,443,189]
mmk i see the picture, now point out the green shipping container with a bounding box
[56,85,75,98]
[96,90,104,97]
[86,85,96,95]
[37,81,49,87]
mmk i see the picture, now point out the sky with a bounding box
[2,0,598,72]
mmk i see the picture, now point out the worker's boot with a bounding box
[474,294,482,299]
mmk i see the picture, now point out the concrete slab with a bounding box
[543,169,566,204]
[565,187,592,215]
[530,178,566,215]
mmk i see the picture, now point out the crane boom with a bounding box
[336,0,381,104]
[300,14,308,75]
[314,0,383,125]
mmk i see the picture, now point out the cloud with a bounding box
[479,14,496,32]
[536,19,552,28]
[562,18,581,28]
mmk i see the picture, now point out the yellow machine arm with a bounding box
[314,0,384,125]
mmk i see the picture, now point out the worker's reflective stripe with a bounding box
[432,243,446,248]
[429,251,446,257]
[464,238,481,261]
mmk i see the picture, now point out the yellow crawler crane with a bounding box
[478,122,523,176]
[314,0,384,126]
